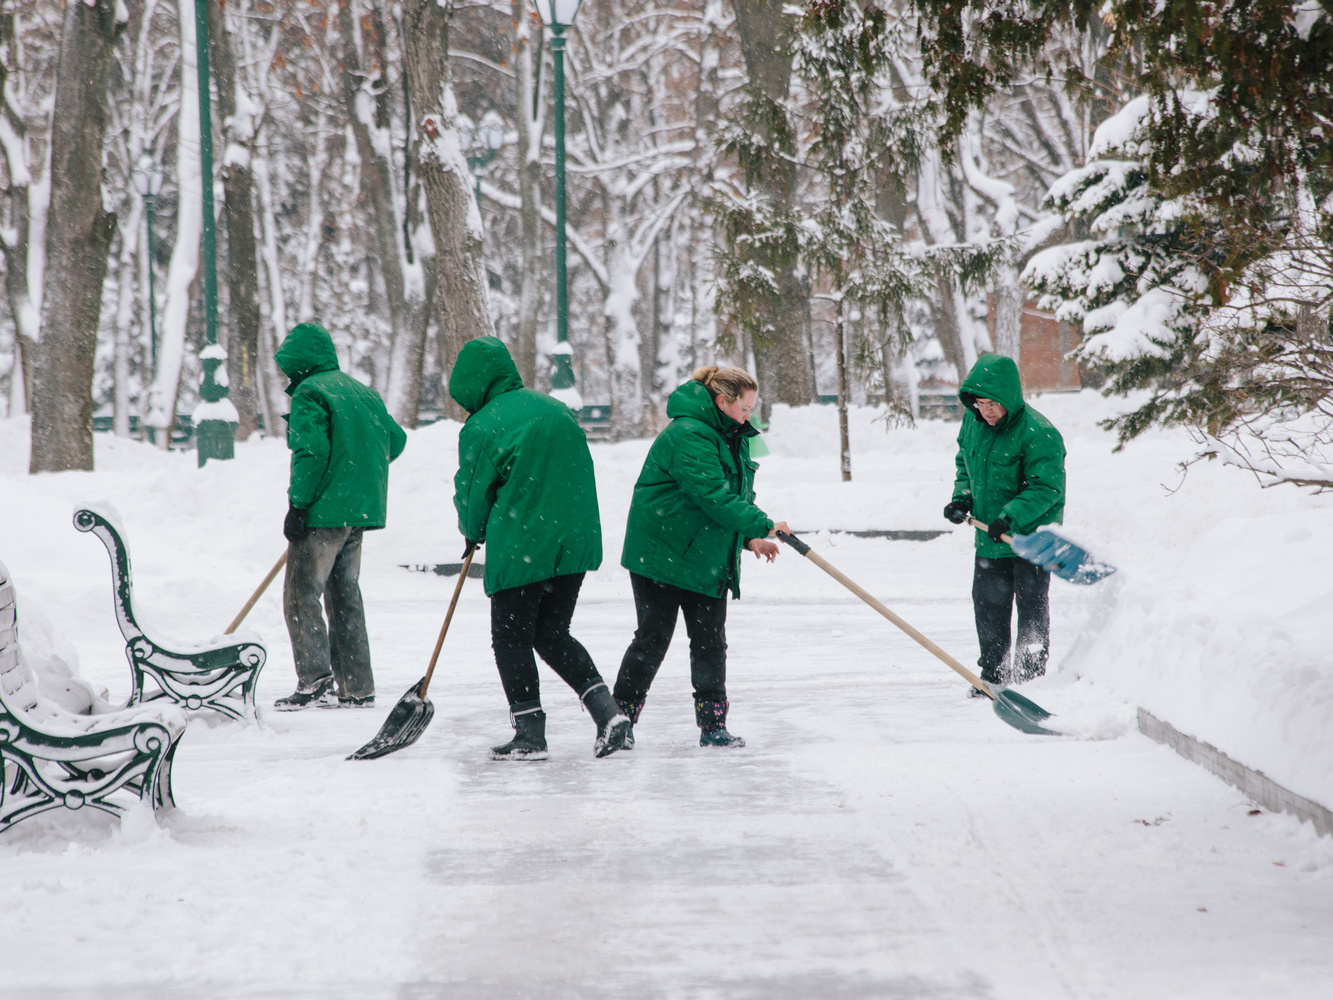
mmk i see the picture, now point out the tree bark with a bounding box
[209,0,263,440]
[730,0,815,408]
[339,0,431,425]
[0,9,44,416]
[511,0,544,388]
[29,0,120,473]
[405,0,494,409]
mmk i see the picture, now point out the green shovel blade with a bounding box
[993,688,1061,736]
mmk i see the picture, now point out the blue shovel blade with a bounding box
[1009,528,1116,585]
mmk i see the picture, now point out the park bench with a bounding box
[74,506,267,722]
[0,558,184,831]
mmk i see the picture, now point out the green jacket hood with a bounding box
[666,379,745,436]
[275,322,340,389]
[959,353,1025,428]
[449,336,524,415]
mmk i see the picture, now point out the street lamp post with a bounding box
[192,0,237,466]
[533,0,583,410]
[464,113,506,207]
[132,156,163,373]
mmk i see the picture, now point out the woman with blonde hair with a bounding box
[614,365,789,748]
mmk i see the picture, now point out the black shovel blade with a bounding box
[992,688,1061,736]
[347,678,436,760]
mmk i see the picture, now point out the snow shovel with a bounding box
[348,544,477,760]
[966,516,1115,585]
[776,531,1058,736]
[225,551,288,634]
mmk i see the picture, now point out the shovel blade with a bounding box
[347,678,436,760]
[1009,528,1116,585]
[992,688,1061,736]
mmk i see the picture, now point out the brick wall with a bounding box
[987,297,1082,392]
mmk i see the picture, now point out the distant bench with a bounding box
[74,506,267,722]
[0,559,184,831]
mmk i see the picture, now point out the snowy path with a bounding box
[2,408,1333,998]
[4,540,1331,999]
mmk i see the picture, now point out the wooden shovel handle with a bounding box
[225,550,288,634]
[965,515,1014,545]
[776,531,995,700]
[417,544,477,700]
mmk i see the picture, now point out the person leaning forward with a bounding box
[450,336,629,760]
[272,322,407,711]
[942,353,1065,691]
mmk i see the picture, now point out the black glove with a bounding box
[461,539,479,559]
[942,499,972,525]
[283,505,310,543]
[987,516,1012,543]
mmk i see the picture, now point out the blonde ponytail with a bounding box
[692,365,758,404]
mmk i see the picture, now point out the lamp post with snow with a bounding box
[534,0,583,408]
[132,156,163,371]
[192,0,237,465]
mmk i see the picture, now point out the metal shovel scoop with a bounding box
[348,545,477,760]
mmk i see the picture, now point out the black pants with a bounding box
[490,573,603,709]
[284,527,373,698]
[613,573,728,707]
[973,556,1050,684]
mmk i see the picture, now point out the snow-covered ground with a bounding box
[1,393,1331,998]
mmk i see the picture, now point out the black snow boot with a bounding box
[273,675,335,711]
[969,667,1007,699]
[696,699,745,748]
[616,698,644,750]
[490,703,549,761]
[580,682,630,758]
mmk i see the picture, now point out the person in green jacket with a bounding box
[450,336,629,760]
[942,353,1066,691]
[272,322,407,711]
[613,365,790,748]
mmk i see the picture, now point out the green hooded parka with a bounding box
[275,322,406,528]
[450,337,603,596]
[621,379,773,599]
[952,353,1066,558]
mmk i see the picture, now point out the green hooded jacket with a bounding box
[621,379,773,599]
[275,322,406,528]
[449,337,602,596]
[953,353,1066,558]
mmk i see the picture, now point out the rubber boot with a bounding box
[616,698,644,750]
[580,682,630,758]
[490,702,549,760]
[696,699,745,748]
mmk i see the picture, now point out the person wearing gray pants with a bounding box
[272,322,406,711]
[282,527,374,707]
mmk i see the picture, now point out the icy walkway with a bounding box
[3,539,1331,999]
[2,403,1332,997]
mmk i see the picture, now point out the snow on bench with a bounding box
[74,506,267,722]
[0,559,185,832]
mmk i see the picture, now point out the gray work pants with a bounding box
[283,527,374,698]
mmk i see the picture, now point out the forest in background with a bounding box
[1,1,1329,481]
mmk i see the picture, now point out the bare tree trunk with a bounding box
[834,295,851,481]
[0,9,46,416]
[730,0,815,408]
[340,0,431,425]
[405,0,493,407]
[209,0,263,440]
[29,0,120,473]
[512,0,544,388]
[992,260,1023,362]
